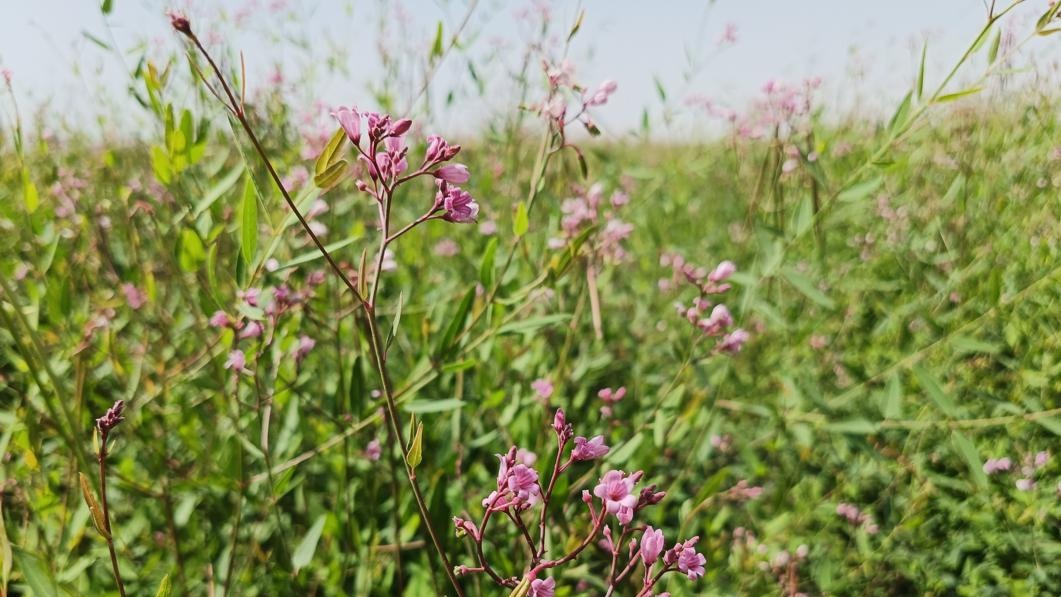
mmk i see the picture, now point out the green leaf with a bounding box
[193,163,244,218]
[480,238,498,288]
[101,0,114,13]
[155,574,172,597]
[314,127,347,177]
[513,201,529,237]
[21,168,38,214]
[12,548,60,596]
[888,91,912,134]
[497,314,572,336]
[291,514,327,572]
[239,175,258,264]
[276,236,358,271]
[882,373,903,419]
[407,421,424,468]
[949,335,1000,355]
[950,431,989,490]
[79,473,109,539]
[430,21,444,59]
[912,365,958,417]
[1035,417,1061,436]
[151,145,172,184]
[567,9,585,42]
[780,268,835,309]
[916,43,927,99]
[387,291,404,353]
[403,399,465,414]
[826,419,880,435]
[1,498,12,592]
[934,87,983,104]
[178,228,205,272]
[313,159,348,190]
[436,287,475,356]
[987,29,1002,63]
[837,176,884,203]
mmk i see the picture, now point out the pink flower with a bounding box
[673,538,706,579]
[717,329,750,353]
[434,164,470,184]
[438,183,480,223]
[332,106,361,145]
[529,577,555,597]
[224,349,247,372]
[640,526,665,564]
[365,438,381,461]
[515,448,538,466]
[697,304,733,335]
[1015,478,1035,491]
[593,470,640,524]
[1,69,12,85]
[295,335,316,362]
[210,310,231,328]
[983,457,1012,475]
[1033,451,1050,469]
[572,435,609,461]
[238,288,260,307]
[598,386,627,403]
[709,260,736,282]
[532,378,554,400]
[239,320,263,339]
[121,283,147,310]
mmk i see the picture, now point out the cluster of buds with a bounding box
[532,58,617,136]
[453,410,705,596]
[549,182,633,263]
[663,255,750,354]
[331,107,479,224]
[95,400,126,435]
[597,385,627,418]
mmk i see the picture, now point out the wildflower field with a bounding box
[1,2,1059,596]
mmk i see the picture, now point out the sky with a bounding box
[0,0,1058,139]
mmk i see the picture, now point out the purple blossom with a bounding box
[434,164,470,184]
[593,470,640,524]
[529,577,555,597]
[331,104,360,145]
[365,438,381,461]
[1016,478,1035,491]
[672,537,706,579]
[295,335,316,362]
[717,328,750,353]
[238,320,263,340]
[437,183,480,223]
[983,457,1012,475]
[224,349,247,372]
[640,526,665,565]
[532,378,554,400]
[572,435,609,461]
[121,284,147,310]
[209,310,231,328]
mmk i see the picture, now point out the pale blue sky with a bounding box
[1,1,1057,138]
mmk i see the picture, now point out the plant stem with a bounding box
[98,432,128,597]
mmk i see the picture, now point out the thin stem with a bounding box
[98,433,128,597]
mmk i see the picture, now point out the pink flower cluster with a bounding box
[663,255,750,354]
[836,502,879,535]
[454,410,705,595]
[597,385,626,418]
[331,107,480,224]
[550,182,633,263]
[534,58,618,135]
[984,450,1051,491]
[760,544,810,597]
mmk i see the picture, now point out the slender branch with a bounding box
[98,432,128,597]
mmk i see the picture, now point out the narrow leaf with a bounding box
[913,365,958,417]
[407,421,424,468]
[513,201,529,237]
[79,473,110,539]
[239,175,258,264]
[291,515,327,571]
[951,431,989,490]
